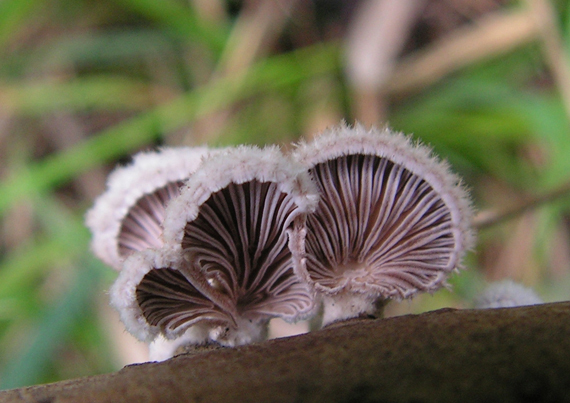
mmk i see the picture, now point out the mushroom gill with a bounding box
[110,248,233,344]
[118,181,183,257]
[305,155,454,294]
[291,124,473,325]
[86,147,210,269]
[160,146,319,346]
[181,180,313,320]
[136,265,232,333]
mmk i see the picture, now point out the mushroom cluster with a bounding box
[87,124,473,359]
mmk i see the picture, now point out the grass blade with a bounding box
[0,43,339,216]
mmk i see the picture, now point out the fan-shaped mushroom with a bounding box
[86,147,210,269]
[126,146,320,346]
[110,247,242,345]
[291,124,474,326]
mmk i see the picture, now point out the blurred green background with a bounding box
[1,0,570,389]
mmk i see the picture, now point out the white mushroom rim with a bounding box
[291,124,474,326]
[86,147,211,270]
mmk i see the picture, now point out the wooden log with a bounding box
[3,302,570,403]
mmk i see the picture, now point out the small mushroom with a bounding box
[110,247,238,344]
[86,147,210,269]
[474,280,543,309]
[291,124,474,326]
[119,146,320,347]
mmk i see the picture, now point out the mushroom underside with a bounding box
[181,180,314,319]
[136,267,232,335]
[118,181,184,258]
[304,154,456,298]
[134,180,315,341]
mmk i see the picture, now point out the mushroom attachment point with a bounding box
[291,124,474,326]
[86,147,210,270]
[133,146,321,346]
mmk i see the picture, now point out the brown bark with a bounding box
[3,302,570,403]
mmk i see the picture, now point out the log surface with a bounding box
[2,302,570,403]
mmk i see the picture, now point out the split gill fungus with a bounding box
[87,147,211,270]
[117,146,319,347]
[291,125,473,326]
[89,123,473,356]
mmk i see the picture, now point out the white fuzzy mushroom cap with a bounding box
[110,247,235,343]
[86,147,211,270]
[291,123,474,324]
[474,280,543,309]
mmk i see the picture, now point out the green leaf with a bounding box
[0,76,162,115]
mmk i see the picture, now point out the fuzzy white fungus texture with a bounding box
[148,333,210,362]
[291,124,474,326]
[86,147,210,270]
[474,280,543,309]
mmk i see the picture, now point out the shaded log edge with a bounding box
[2,302,570,403]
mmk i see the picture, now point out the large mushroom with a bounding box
[120,146,319,347]
[291,124,474,326]
[86,147,210,269]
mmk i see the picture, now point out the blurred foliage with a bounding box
[1,0,570,389]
